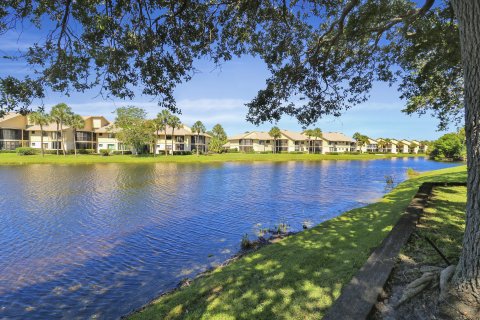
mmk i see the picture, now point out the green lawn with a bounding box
[130,165,467,320]
[403,185,466,266]
[0,152,424,165]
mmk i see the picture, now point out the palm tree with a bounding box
[158,110,172,156]
[353,132,369,153]
[269,126,281,154]
[50,103,72,156]
[191,121,206,156]
[28,111,50,157]
[152,113,166,157]
[66,114,85,157]
[303,129,313,154]
[168,115,183,155]
[312,128,323,154]
[378,138,392,153]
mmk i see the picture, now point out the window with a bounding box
[76,142,92,150]
[51,141,62,150]
[99,144,104,148]
[107,144,115,150]
[0,141,21,150]
[51,131,61,139]
[31,131,36,134]
[108,133,115,138]
[175,136,184,143]
[31,142,36,147]
[76,131,93,141]
[43,131,49,137]
[166,135,172,140]
[192,135,205,144]
[0,129,22,140]
[239,139,253,146]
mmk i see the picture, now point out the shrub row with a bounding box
[112,150,133,155]
[16,147,37,155]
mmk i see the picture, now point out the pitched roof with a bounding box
[244,131,272,140]
[281,130,308,141]
[322,132,355,142]
[228,132,250,140]
[0,112,24,123]
[368,138,378,144]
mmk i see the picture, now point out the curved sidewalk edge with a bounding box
[323,182,466,320]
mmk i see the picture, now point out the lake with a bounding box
[0,158,459,319]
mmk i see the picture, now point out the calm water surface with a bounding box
[0,158,459,319]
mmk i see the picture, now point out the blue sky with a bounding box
[1,28,454,140]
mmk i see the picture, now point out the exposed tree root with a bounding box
[395,265,456,308]
[439,265,456,299]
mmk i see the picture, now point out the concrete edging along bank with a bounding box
[323,182,467,320]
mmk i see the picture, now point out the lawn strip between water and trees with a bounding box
[0,152,425,165]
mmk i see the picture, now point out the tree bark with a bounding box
[443,1,480,318]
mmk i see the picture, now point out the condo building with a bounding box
[225,131,427,154]
[0,113,210,153]
[1,112,428,155]
[226,131,356,154]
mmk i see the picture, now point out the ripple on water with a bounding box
[0,158,460,319]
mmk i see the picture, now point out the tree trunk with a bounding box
[164,131,168,156]
[197,133,200,156]
[73,129,77,157]
[40,126,44,157]
[442,1,480,318]
[154,130,158,157]
[56,122,59,155]
[172,129,175,155]
[60,122,66,156]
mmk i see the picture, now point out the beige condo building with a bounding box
[0,113,210,154]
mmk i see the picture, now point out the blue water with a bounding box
[0,158,459,319]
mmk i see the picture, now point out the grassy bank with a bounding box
[130,165,467,320]
[0,152,424,165]
[404,185,466,266]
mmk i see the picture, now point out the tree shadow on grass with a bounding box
[132,168,467,320]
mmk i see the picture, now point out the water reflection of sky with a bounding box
[0,158,459,319]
